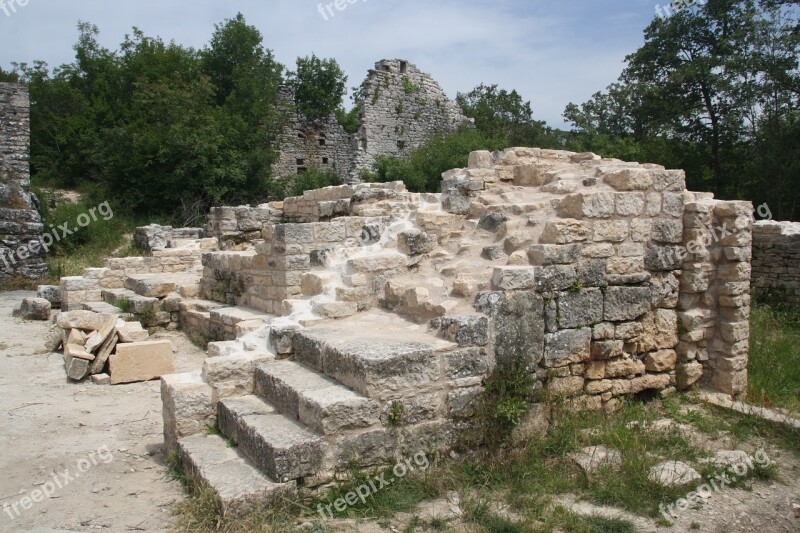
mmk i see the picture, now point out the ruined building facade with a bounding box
[0,83,46,281]
[274,59,469,183]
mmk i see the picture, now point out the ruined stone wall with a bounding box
[273,87,356,182]
[352,60,469,176]
[0,83,46,280]
[271,60,470,186]
[751,220,800,309]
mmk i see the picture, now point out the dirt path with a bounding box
[0,291,206,533]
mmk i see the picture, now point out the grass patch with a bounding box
[748,303,800,412]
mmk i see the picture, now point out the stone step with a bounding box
[179,298,227,313]
[177,433,295,517]
[101,289,159,313]
[84,301,123,314]
[125,273,201,298]
[210,306,274,327]
[292,310,455,398]
[254,360,381,435]
[216,395,323,483]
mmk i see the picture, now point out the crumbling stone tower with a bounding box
[0,83,47,281]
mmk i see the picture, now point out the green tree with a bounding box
[288,54,347,121]
[0,66,19,82]
[457,83,563,148]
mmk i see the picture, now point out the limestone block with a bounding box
[652,220,683,244]
[19,297,51,320]
[615,193,645,216]
[430,316,489,346]
[591,340,624,360]
[468,150,494,169]
[398,230,438,255]
[593,220,629,242]
[528,244,581,266]
[544,328,592,368]
[478,213,508,233]
[109,340,175,384]
[37,285,61,307]
[557,289,603,329]
[492,266,536,290]
[65,356,90,381]
[491,292,545,368]
[558,192,615,219]
[603,169,653,191]
[57,311,113,331]
[643,350,677,372]
[535,265,577,292]
[347,253,407,273]
[604,358,646,378]
[161,373,215,455]
[677,361,703,390]
[203,352,273,399]
[312,301,358,319]
[445,348,489,379]
[549,376,585,398]
[604,287,651,321]
[540,219,589,244]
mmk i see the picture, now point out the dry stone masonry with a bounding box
[273,60,469,183]
[51,147,756,515]
[0,83,47,281]
[751,220,800,309]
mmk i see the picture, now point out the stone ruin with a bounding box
[49,147,758,514]
[752,220,800,308]
[273,59,469,183]
[0,83,47,281]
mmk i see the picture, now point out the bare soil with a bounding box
[0,291,204,533]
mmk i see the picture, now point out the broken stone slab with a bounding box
[90,328,119,375]
[65,356,90,381]
[570,445,622,474]
[699,450,752,470]
[312,301,358,319]
[116,319,149,343]
[648,461,701,487]
[64,343,95,361]
[91,373,111,385]
[66,329,88,347]
[109,339,175,385]
[18,297,51,321]
[44,323,63,352]
[84,313,118,353]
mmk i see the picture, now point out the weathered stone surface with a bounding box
[549,376,585,398]
[312,301,358,319]
[648,461,701,487]
[57,311,112,331]
[116,320,149,343]
[603,168,653,191]
[444,348,489,379]
[19,297,51,320]
[558,192,615,219]
[478,212,508,233]
[36,285,61,307]
[492,266,536,290]
[347,253,407,273]
[557,289,603,329]
[536,265,577,292]
[677,361,703,390]
[91,373,111,385]
[491,292,545,369]
[544,328,591,368]
[430,315,489,346]
[110,340,175,384]
[65,356,90,381]
[540,219,589,244]
[398,230,438,255]
[528,244,581,266]
[161,373,215,455]
[604,287,652,321]
[643,350,677,372]
[84,313,117,353]
[570,445,622,474]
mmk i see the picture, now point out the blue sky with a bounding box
[0,0,660,128]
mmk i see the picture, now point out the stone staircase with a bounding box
[170,309,473,513]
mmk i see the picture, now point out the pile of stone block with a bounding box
[54,310,174,385]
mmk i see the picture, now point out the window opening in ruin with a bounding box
[298,133,305,139]
[296,159,305,166]
[400,61,408,74]
[322,157,329,165]
[319,138,326,146]
[397,140,406,150]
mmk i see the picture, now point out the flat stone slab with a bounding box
[569,445,622,474]
[217,395,276,444]
[125,273,200,298]
[109,339,175,384]
[648,460,702,487]
[178,433,295,517]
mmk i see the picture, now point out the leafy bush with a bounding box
[266,169,342,200]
